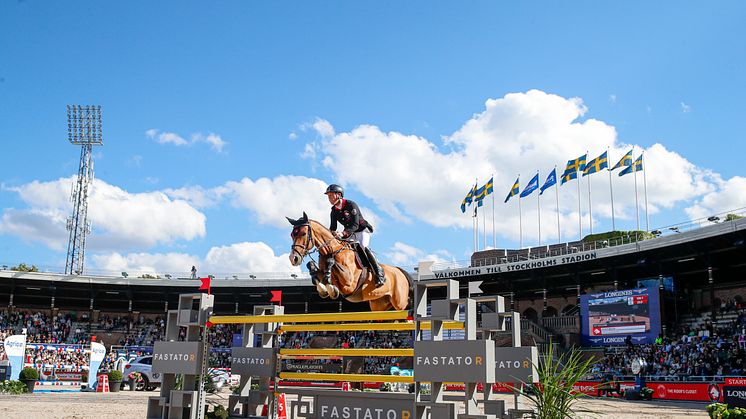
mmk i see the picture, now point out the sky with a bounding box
[1,1,745,277]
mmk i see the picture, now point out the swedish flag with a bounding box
[504,177,520,203]
[583,151,608,176]
[611,149,634,170]
[619,154,643,177]
[474,177,494,202]
[560,154,587,185]
[460,184,476,213]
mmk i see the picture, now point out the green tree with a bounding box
[10,263,39,272]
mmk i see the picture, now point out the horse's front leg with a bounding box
[307,260,329,298]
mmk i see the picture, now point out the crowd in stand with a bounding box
[591,308,746,380]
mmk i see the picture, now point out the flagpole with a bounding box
[492,174,496,249]
[518,175,523,249]
[577,171,582,241]
[587,171,593,235]
[474,178,478,252]
[633,151,640,232]
[483,201,487,249]
[643,153,649,231]
[555,167,561,244]
[537,176,541,246]
[608,147,616,231]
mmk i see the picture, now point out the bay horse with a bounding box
[287,212,411,311]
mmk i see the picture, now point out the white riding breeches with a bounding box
[351,230,371,248]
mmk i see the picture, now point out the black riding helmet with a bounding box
[325,184,344,196]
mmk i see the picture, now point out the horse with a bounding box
[286,212,411,311]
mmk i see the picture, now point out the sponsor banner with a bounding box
[494,346,538,383]
[429,252,598,279]
[3,334,27,380]
[652,382,722,402]
[724,378,746,408]
[283,360,341,374]
[55,372,84,381]
[315,393,412,419]
[230,347,275,377]
[572,381,601,397]
[152,342,204,375]
[414,340,495,383]
[87,342,106,388]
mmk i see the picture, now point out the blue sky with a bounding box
[1,1,745,276]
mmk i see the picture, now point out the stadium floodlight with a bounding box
[65,105,103,276]
[249,275,256,279]
[121,271,128,278]
[165,274,172,279]
[708,216,720,223]
[291,273,298,278]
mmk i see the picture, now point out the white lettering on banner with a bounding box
[319,405,404,419]
[433,252,597,278]
[231,357,270,365]
[726,390,746,398]
[415,356,477,366]
[153,353,196,361]
[496,361,521,369]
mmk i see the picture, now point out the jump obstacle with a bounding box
[147,263,538,419]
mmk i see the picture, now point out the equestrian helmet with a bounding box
[325,184,344,196]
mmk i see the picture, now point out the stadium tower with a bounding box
[65,105,103,275]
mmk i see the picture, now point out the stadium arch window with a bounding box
[542,306,558,318]
[522,307,538,323]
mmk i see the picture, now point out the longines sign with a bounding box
[152,342,203,375]
[414,340,495,383]
[430,252,598,279]
[231,347,275,376]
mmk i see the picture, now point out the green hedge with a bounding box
[19,367,39,380]
[707,403,746,418]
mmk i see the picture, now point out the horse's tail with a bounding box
[396,267,415,311]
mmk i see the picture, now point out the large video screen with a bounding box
[580,287,661,346]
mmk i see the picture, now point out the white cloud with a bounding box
[192,132,227,153]
[685,176,746,220]
[288,132,298,140]
[314,90,717,242]
[90,242,300,276]
[223,175,334,228]
[312,118,335,138]
[385,241,450,268]
[147,129,188,146]
[1,177,207,251]
[147,129,228,152]
[162,185,229,209]
[681,102,692,113]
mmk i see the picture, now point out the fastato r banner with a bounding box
[152,341,203,375]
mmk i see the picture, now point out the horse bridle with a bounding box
[291,222,346,262]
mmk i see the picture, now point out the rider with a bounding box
[324,184,386,287]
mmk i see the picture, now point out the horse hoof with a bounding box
[316,282,329,298]
[326,284,340,299]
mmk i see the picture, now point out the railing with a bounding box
[587,375,744,383]
[501,318,552,343]
[541,315,579,330]
[430,206,746,271]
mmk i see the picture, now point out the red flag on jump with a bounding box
[199,277,211,294]
[270,290,282,305]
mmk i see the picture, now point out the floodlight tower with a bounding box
[65,105,103,275]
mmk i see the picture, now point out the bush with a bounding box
[19,367,39,380]
[707,403,746,418]
[0,380,28,394]
[108,370,124,382]
[10,263,39,272]
[205,405,229,419]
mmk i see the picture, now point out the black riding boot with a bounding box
[306,261,319,285]
[364,247,386,287]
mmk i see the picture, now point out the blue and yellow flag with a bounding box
[540,168,557,195]
[611,149,634,170]
[460,184,476,213]
[583,151,608,176]
[474,177,494,203]
[520,173,540,198]
[619,154,643,176]
[504,177,520,203]
[560,154,587,185]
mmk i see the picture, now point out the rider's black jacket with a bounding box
[330,199,373,237]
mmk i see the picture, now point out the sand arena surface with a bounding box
[0,390,711,419]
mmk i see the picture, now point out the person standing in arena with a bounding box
[324,184,386,287]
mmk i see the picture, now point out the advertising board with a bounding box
[580,287,661,346]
